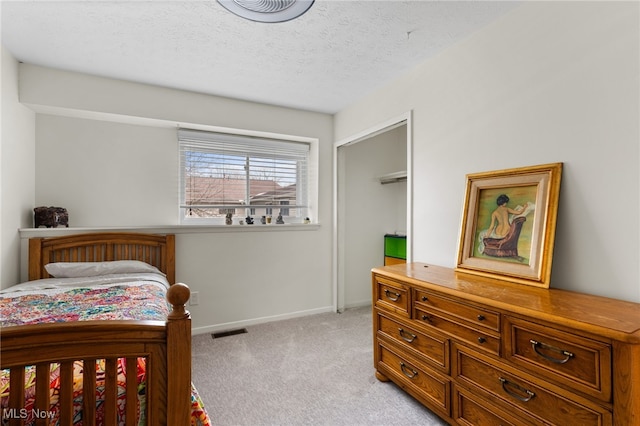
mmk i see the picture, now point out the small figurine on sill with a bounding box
[276,212,285,224]
[245,216,254,225]
[225,213,233,225]
[260,216,266,224]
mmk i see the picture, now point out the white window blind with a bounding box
[179,129,310,224]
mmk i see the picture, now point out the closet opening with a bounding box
[333,113,412,312]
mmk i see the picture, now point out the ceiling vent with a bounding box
[217,0,315,23]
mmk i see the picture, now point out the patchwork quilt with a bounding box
[0,274,211,426]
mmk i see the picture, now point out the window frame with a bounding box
[178,128,318,226]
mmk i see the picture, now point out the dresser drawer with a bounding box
[415,289,500,332]
[452,384,537,426]
[453,345,612,426]
[374,274,410,317]
[415,306,500,356]
[376,310,449,372]
[503,316,612,402]
[377,340,450,417]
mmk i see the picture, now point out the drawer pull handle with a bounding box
[421,314,432,323]
[400,362,418,379]
[398,328,417,343]
[421,296,428,302]
[384,289,401,301]
[529,339,574,364]
[499,377,535,402]
[477,314,485,321]
[477,337,486,344]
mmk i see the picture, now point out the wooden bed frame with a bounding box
[1,232,192,426]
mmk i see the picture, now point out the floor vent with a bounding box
[212,328,248,339]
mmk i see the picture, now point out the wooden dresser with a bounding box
[372,263,640,425]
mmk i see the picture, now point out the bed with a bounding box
[0,232,211,426]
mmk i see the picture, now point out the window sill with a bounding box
[19,223,321,238]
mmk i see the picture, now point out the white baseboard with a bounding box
[191,305,335,335]
[337,300,372,312]
[343,300,372,310]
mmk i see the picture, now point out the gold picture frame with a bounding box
[456,163,562,288]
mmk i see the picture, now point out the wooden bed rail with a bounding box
[1,283,191,426]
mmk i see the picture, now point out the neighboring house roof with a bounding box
[250,185,296,204]
[185,176,294,205]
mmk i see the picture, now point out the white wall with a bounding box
[1,46,35,285]
[35,116,178,226]
[335,2,640,301]
[338,126,407,308]
[18,65,334,332]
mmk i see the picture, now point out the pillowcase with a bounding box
[45,260,164,278]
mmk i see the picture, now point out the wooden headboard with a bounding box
[28,232,176,284]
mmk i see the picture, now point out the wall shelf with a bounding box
[378,171,407,184]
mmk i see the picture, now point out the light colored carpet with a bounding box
[192,306,448,426]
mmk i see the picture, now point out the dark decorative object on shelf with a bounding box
[34,206,69,228]
[225,213,233,225]
[245,216,254,225]
[276,212,285,224]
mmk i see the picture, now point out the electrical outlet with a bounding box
[190,291,199,306]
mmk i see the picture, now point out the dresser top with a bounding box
[372,262,640,343]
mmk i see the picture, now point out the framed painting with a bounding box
[456,163,562,288]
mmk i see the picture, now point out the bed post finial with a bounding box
[166,282,192,424]
[167,283,191,319]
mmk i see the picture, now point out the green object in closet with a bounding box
[384,234,406,260]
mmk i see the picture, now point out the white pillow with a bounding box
[45,260,164,278]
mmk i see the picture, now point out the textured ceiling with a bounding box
[1,1,520,114]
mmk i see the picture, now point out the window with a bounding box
[179,129,311,225]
